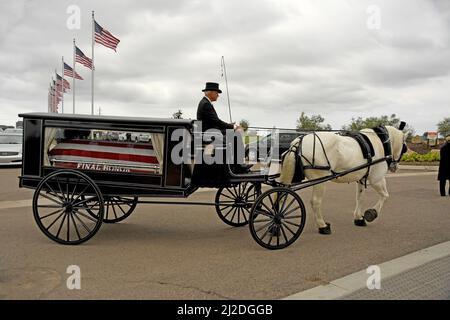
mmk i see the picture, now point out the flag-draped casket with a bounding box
[48,139,159,174]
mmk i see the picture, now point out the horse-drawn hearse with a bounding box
[19,112,407,250]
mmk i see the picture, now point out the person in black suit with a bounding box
[196,82,250,173]
[438,135,450,196]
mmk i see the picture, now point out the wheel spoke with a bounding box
[283,220,301,228]
[39,193,63,206]
[70,177,80,202]
[45,191,65,204]
[279,193,289,214]
[45,210,66,231]
[280,224,289,243]
[280,197,296,215]
[111,201,119,219]
[237,207,242,224]
[40,208,64,220]
[66,207,70,241]
[222,206,235,219]
[281,221,297,235]
[41,181,64,202]
[254,220,273,233]
[55,212,68,239]
[283,214,302,220]
[66,177,70,204]
[253,218,273,223]
[259,222,275,240]
[253,209,274,219]
[230,207,238,222]
[283,206,301,218]
[69,212,82,241]
[220,194,236,201]
[72,184,91,203]
[113,198,128,215]
[73,196,98,207]
[72,211,92,233]
[73,210,98,223]
[224,188,235,198]
[55,176,66,202]
[38,204,63,209]
[260,202,276,216]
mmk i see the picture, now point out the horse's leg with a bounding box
[353,182,366,226]
[311,184,331,234]
[364,178,389,222]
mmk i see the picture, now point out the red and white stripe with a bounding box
[64,69,83,80]
[48,140,159,174]
[95,30,120,51]
[76,54,93,70]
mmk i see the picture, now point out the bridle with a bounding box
[373,124,407,171]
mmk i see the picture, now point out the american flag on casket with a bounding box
[48,139,160,174]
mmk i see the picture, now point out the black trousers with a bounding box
[439,179,450,196]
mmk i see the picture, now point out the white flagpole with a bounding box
[73,39,76,114]
[61,56,65,113]
[221,56,232,123]
[91,11,95,115]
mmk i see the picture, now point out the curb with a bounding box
[282,241,450,300]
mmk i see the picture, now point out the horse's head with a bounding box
[385,121,408,172]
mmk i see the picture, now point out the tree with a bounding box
[342,114,415,140]
[172,109,183,119]
[296,112,332,131]
[437,117,450,137]
[239,119,249,131]
[342,114,400,131]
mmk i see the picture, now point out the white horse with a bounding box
[279,125,407,234]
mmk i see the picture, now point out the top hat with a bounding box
[202,82,222,93]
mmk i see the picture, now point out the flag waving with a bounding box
[64,63,83,80]
[75,46,93,69]
[94,20,120,51]
[56,73,71,90]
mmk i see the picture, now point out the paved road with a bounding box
[0,167,448,299]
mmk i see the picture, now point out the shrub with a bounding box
[401,151,440,162]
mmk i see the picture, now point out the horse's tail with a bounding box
[279,147,297,185]
[279,137,306,186]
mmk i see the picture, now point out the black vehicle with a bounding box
[19,113,298,248]
[245,132,302,161]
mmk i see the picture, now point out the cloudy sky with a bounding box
[0,0,449,133]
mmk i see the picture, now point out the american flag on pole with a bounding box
[75,46,93,69]
[56,73,71,90]
[94,20,120,51]
[64,63,83,80]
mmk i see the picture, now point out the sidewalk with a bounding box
[284,241,450,300]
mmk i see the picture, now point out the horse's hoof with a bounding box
[318,222,331,235]
[354,219,367,227]
[364,209,378,222]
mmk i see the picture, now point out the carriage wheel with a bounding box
[32,170,104,245]
[82,195,138,223]
[215,182,261,227]
[249,188,306,250]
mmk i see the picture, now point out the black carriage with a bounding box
[19,113,310,249]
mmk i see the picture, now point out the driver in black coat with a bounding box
[196,82,250,173]
[438,135,450,196]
